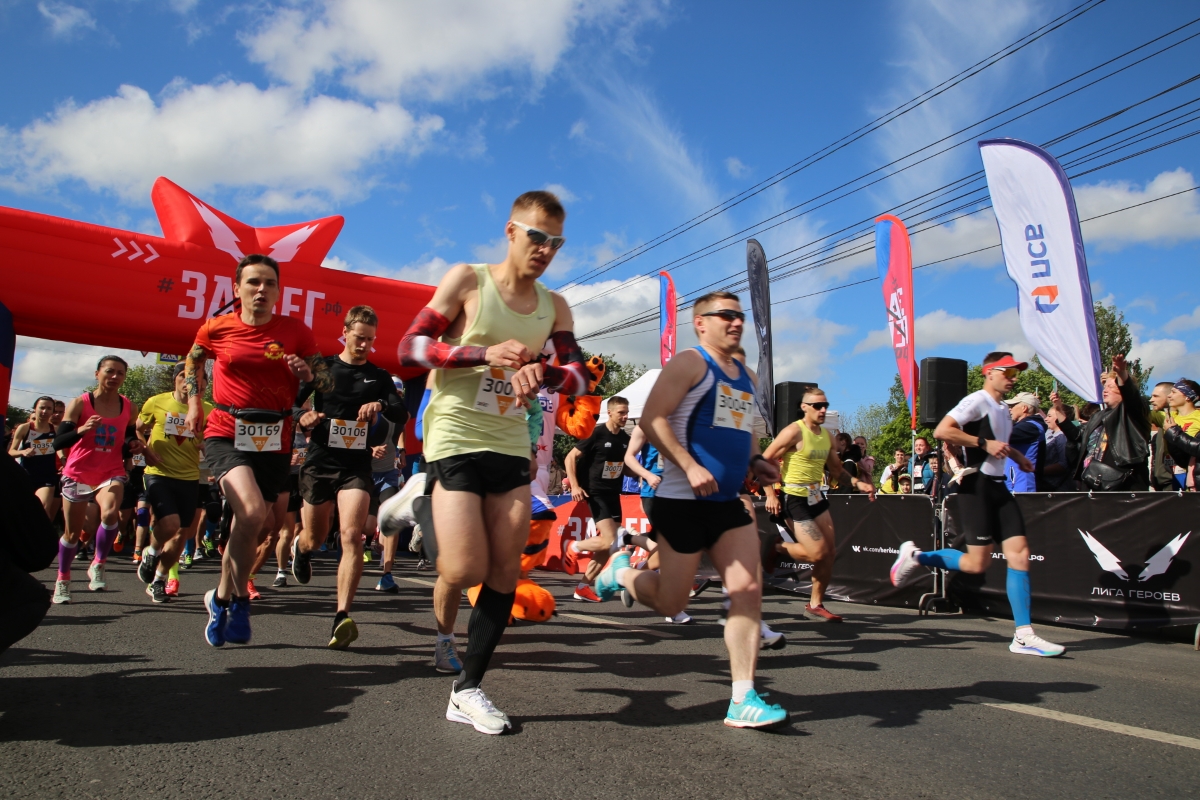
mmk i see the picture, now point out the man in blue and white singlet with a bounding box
[595,290,787,730]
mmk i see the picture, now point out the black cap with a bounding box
[172,362,187,378]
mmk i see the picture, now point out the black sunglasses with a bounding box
[700,309,745,322]
[804,401,830,410]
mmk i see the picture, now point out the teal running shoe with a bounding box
[724,689,788,729]
[594,552,630,601]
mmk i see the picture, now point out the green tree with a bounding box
[867,374,934,477]
[1093,300,1151,389]
[839,401,890,443]
[83,361,214,406]
[6,404,30,430]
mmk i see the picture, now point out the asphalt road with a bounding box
[2,552,1198,799]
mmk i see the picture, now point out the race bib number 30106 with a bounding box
[474,368,523,417]
[713,382,754,432]
[329,419,368,450]
[235,421,283,452]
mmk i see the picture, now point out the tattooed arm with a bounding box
[307,353,333,394]
[184,343,209,437]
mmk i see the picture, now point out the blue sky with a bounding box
[2,0,1198,419]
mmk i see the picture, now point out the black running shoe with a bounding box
[138,549,159,584]
[272,573,287,588]
[291,539,312,585]
[145,579,169,604]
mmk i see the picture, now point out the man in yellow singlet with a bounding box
[397,191,593,735]
[762,388,874,622]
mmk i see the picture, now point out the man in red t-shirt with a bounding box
[184,254,331,647]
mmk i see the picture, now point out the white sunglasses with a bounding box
[511,220,566,251]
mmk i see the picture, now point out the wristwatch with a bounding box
[976,436,987,450]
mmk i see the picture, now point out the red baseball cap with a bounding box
[983,354,1028,372]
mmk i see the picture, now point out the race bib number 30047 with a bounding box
[328,419,368,450]
[474,368,523,417]
[235,421,283,452]
[713,382,754,432]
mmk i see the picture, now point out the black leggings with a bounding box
[0,564,50,654]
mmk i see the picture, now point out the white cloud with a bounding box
[1165,306,1200,334]
[1076,169,1200,250]
[569,119,588,140]
[38,2,97,39]
[385,256,456,286]
[564,275,662,366]
[773,317,855,383]
[1130,338,1200,381]
[725,157,748,178]
[12,337,159,403]
[243,0,650,101]
[543,183,578,203]
[322,255,352,271]
[471,237,509,264]
[0,81,443,211]
[481,192,495,213]
[854,307,1032,359]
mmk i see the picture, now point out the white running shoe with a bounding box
[760,620,786,650]
[1010,629,1065,657]
[52,580,71,604]
[446,681,511,735]
[87,562,106,591]
[434,637,463,674]
[889,541,922,587]
[665,611,692,624]
[378,473,426,536]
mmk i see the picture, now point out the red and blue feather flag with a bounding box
[874,214,917,430]
[658,271,676,366]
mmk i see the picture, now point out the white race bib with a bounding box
[328,419,368,450]
[163,412,193,438]
[235,420,283,452]
[132,453,147,467]
[806,483,825,506]
[601,461,623,480]
[713,382,754,432]
[473,368,522,416]
[29,439,55,457]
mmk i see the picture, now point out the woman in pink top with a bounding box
[51,355,149,605]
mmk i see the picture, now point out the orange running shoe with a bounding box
[165,578,180,597]
[132,552,142,564]
[113,534,124,554]
[247,581,261,601]
[572,584,601,603]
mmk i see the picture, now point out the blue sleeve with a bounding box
[414,388,432,443]
[1009,419,1039,450]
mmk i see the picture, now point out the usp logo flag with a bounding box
[874,215,917,430]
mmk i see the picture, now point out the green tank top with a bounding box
[423,264,555,462]
[781,421,830,497]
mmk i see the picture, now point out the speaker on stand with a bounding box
[919,358,968,427]
[773,381,818,436]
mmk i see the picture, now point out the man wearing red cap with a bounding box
[889,351,1065,657]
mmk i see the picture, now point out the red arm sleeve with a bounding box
[541,330,591,395]
[397,307,489,369]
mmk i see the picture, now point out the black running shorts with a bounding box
[586,491,622,523]
[426,451,530,497]
[286,473,302,513]
[299,464,373,506]
[204,438,291,503]
[784,493,830,524]
[145,475,199,528]
[647,496,754,554]
[953,472,1025,546]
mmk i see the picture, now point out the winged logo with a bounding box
[191,199,245,262]
[1079,529,1190,582]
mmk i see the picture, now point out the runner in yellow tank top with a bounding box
[762,388,875,622]
[396,190,594,735]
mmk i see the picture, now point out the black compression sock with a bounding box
[333,610,348,634]
[456,583,515,691]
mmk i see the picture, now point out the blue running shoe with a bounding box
[724,689,788,729]
[594,552,630,601]
[225,597,252,644]
[375,573,399,593]
[203,589,227,648]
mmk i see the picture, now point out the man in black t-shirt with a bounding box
[564,396,630,602]
[291,306,407,648]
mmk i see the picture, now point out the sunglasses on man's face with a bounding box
[989,367,1021,380]
[511,220,566,251]
[804,401,830,410]
[700,309,745,322]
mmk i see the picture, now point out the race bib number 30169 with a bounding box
[713,382,754,431]
[329,419,368,450]
[474,368,523,417]
[235,421,283,452]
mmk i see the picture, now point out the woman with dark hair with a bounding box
[8,396,59,519]
[1161,378,1200,491]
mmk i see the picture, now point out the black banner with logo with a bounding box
[746,238,774,437]
[947,492,1200,631]
[763,494,936,608]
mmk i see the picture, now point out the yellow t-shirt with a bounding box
[781,421,830,497]
[140,393,213,481]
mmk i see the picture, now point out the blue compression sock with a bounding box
[184,539,195,556]
[1007,568,1032,628]
[916,549,962,571]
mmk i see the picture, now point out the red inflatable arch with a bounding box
[0,177,434,407]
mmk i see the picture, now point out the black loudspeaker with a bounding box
[919,357,968,427]
[774,381,818,435]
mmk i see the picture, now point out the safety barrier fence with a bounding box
[541,492,1200,638]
